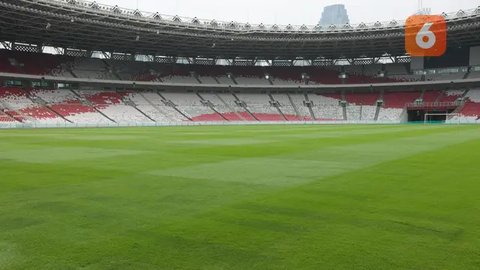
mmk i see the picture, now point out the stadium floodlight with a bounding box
[134,9,142,17]
[153,13,162,20]
[457,10,466,17]
[112,5,121,14]
[228,21,238,29]
[192,17,200,24]
[89,2,99,9]
[389,20,398,26]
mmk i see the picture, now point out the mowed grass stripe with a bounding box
[152,138,480,270]
[0,125,479,269]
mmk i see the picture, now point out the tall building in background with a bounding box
[416,8,431,15]
[416,0,431,15]
[319,4,350,26]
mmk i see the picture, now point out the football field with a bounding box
[0,124,480,269]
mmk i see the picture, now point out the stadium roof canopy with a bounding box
[1,0,480,60]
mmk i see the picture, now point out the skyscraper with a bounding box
[319,4,350,26]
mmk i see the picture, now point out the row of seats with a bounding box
[458,89,480,120]
[1,49,474,85]
[2,87,480,125]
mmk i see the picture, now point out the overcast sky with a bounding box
[95,0,477,25]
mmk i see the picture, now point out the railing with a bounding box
[3,72,480,89]
[406,102,460,108]
[1,119,478,129]
[0,120,399,129]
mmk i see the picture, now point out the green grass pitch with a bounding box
[1,124,480,270]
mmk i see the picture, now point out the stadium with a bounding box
[0,0,480,269]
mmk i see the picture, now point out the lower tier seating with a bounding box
[1,87,479,126]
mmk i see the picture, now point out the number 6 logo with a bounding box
[406,15,447,57]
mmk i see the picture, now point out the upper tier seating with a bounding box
[198,76,218,84]
[468,71,480,79]
[106,60,164,81]
[388,74,423,82]
[162,75,199,84]
[1,50,479,86]
[425,72,466,81]
[234,77,270,85]
[0,50,69,75]
[385,64,408,76]
[77,59,117,80]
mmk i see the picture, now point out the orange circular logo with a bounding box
[405,15,447,57]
